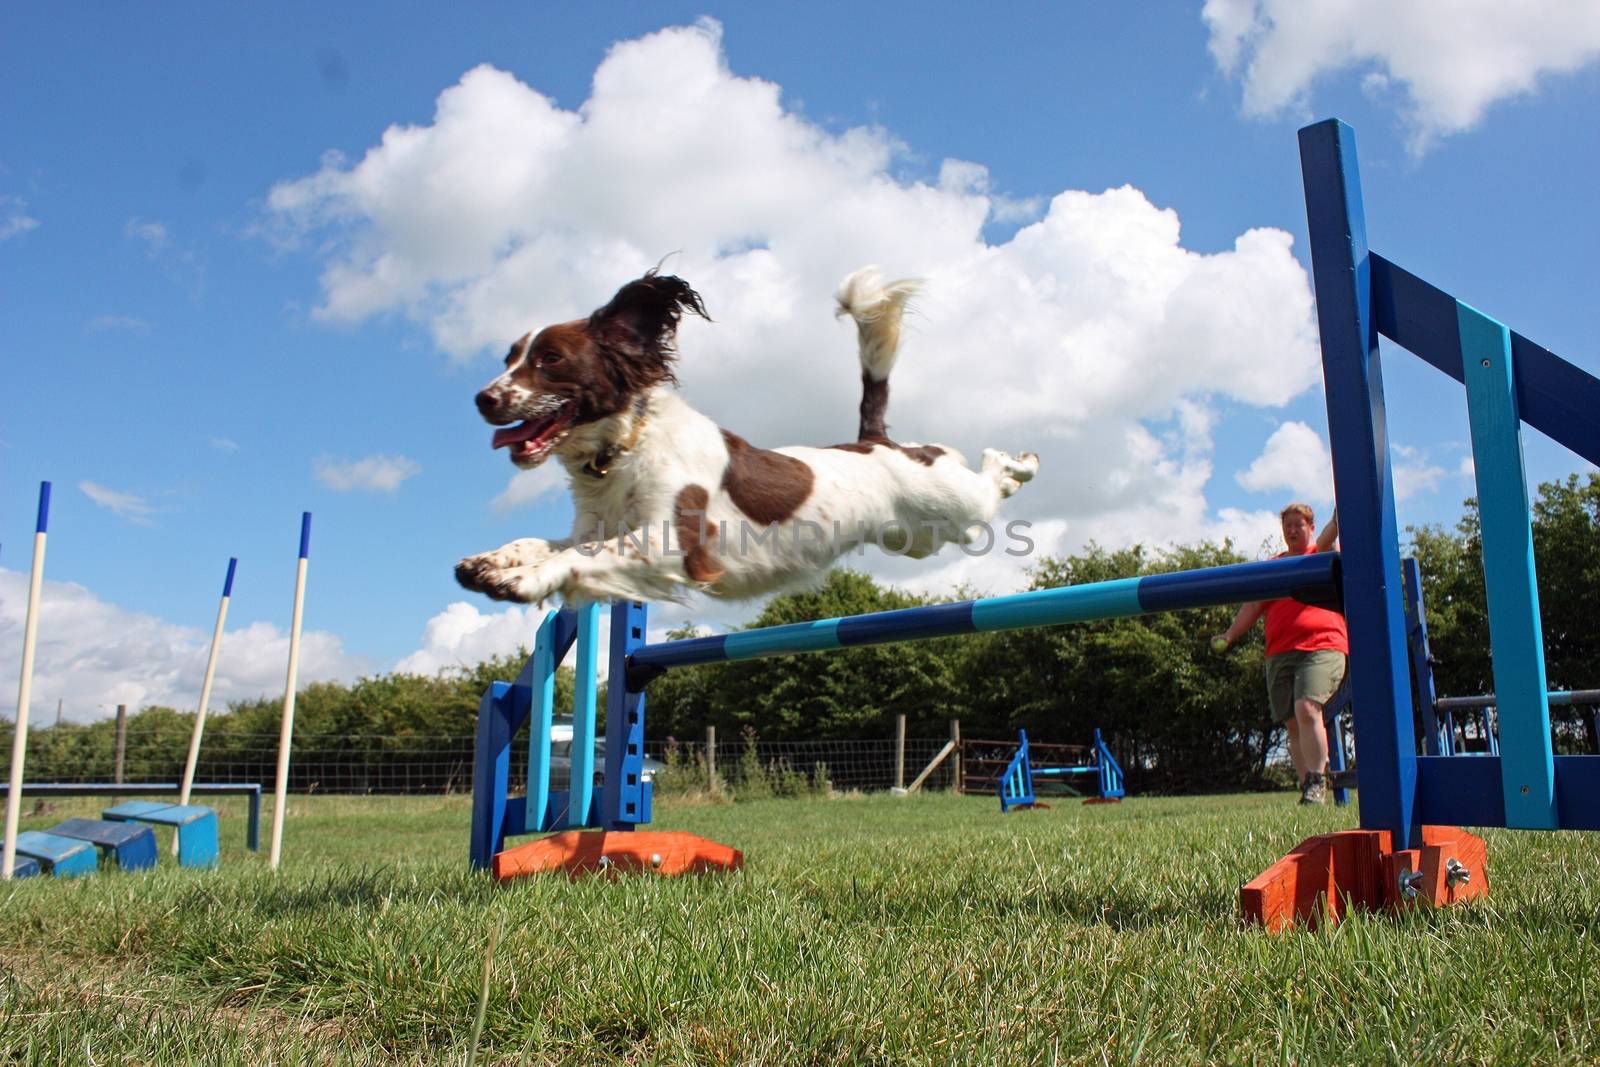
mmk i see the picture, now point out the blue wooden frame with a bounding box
[998,731,1037,812]
[1009,728,1124,803]
[1300,117,1599,847]
[469,602,605,869]
[470,555,1340,864]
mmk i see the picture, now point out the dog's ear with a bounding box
[587,270,711,389]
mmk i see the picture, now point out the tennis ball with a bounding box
[1210,636,1229,654]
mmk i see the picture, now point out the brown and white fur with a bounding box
[456,267,1039,606]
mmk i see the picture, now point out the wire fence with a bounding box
[13,730,960,796]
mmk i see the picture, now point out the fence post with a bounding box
[113,704,128,784]
[706,725,717,793]
[895,714,906,790]
[950,719,961,793]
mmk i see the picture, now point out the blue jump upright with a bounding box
[470,603,601,869]
[471,601,740,879]
[1243,118,1600,930]
[998,731,1039,812]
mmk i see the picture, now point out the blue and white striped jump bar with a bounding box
[630,552,1339,674]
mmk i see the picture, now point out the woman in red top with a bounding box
[1214,504,1344,804]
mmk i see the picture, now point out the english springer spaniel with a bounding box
[457,267,1038,606]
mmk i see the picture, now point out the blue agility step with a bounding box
[101,802,218,868]
[11,830,98,877]
[49,817,158,872]
[7,856,41,878]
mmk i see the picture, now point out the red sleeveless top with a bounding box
[1263,544,1348,656]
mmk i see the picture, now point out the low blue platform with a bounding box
[11,830,98,877]
[50,817,158,871]
[102,801,218,868]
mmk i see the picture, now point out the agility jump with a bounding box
[472,551,1340,874]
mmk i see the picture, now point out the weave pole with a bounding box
[3,482,50,880]
[268,514,311,872]
[175,557,237,854]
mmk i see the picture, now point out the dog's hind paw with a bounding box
[982,448,1040,492]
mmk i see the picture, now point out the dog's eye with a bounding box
[541,351,564,366]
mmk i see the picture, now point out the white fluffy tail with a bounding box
[835,266,921,383]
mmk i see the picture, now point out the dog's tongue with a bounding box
[492,422,545,450]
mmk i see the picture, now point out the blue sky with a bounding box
[4,2,1598,721]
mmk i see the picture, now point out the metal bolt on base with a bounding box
[1445,857,1471,887]
[1398,868,1425,899]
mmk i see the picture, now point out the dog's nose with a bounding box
[475,389,499,419]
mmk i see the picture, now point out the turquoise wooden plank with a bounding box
[724,618,841,659]
[972,578,1141,631]
[101,800,174,821]
[14,830,97,877]
[568,602,601,829]
[1458,301,1557,829]
[103,801,211,826]
[525,611,556,833]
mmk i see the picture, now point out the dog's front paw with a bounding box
[455,554,504,594]
[476,563,568,607]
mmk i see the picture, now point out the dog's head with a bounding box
[475,271,710,468]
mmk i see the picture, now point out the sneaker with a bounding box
[1299,772,1327,805]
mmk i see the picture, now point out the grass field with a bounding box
[3,790,1598,1065]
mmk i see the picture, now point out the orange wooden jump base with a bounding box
[1241,825,1488,932]
[492,830,743,881]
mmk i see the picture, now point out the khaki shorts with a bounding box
[1265,649,1347,723]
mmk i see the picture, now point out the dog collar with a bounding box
[580,398,649,479]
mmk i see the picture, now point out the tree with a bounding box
[1410,473,1600,752]
[645,569,966,741]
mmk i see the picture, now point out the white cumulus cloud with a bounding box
[1236,420,1334,505]
[395,600,619,681]
[1203,0,1600,153]
[269,20,1325,598]
[313,453,420,493]
[491,465,566,514]
[0,569,371,723]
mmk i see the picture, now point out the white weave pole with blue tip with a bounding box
[269,514,311,872]
[175,557,238,855]
[3,482,50,880]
